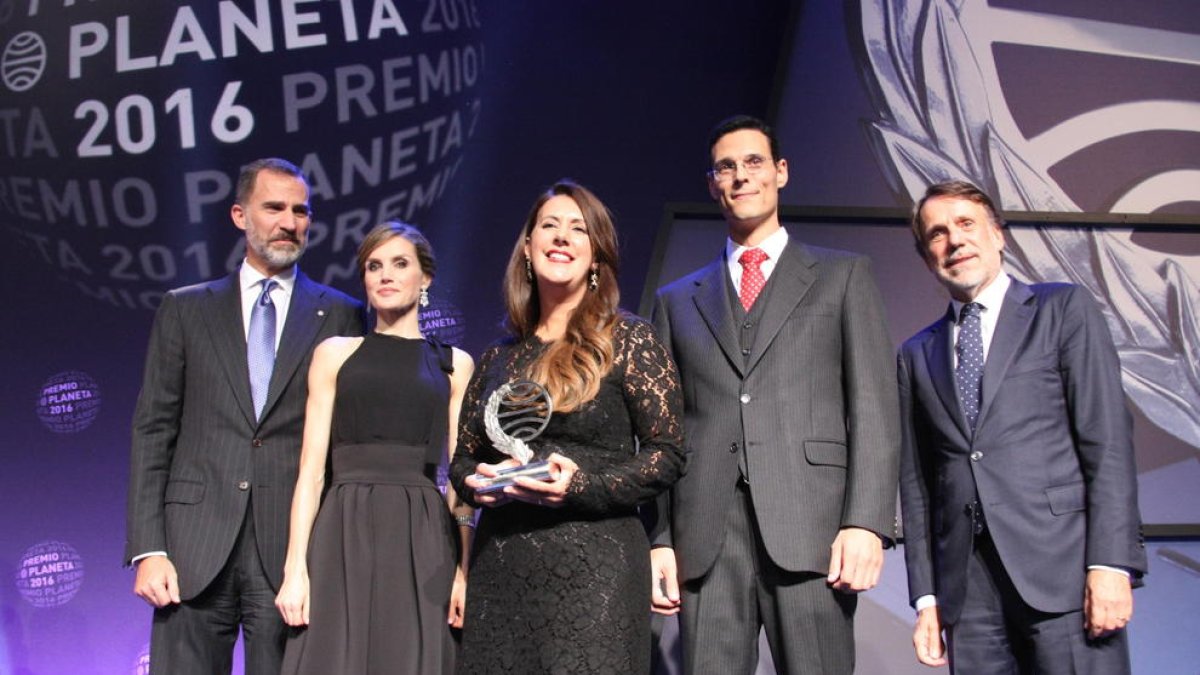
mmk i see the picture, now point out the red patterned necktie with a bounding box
[738,248,769,311]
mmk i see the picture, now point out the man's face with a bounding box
[707,129,788,240]
[231,170,311,276]
[917,195,1006,302]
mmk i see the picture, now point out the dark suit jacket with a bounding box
[124,269,363,600]
[651,240,900,582]
[898,279,1146,624]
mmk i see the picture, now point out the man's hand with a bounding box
[827,527,883,592]
[1085,568,1133,639]
[133,555,181,608]
[913,606,947,667]
[650,547,681,615]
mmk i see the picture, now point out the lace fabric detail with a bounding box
[449,314,684,673]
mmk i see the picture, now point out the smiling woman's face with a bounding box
[524,194,594,294]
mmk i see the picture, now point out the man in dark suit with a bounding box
[125,158,364,674]
[898,180,1146,673]
[650,115,900,673]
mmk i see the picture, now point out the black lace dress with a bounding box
[449,315,685,674]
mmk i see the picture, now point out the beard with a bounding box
[246,224,306,269]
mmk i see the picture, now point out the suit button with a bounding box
[237,480,250,491]
[740,394,751,404]
[743,321,753,329]
[729,442,739,454]
[252,438,263,448]
[970,451,983,462]
[741,348,750,355]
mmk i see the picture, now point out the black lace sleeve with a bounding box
[566,317,686,514]
[449,342,506,507]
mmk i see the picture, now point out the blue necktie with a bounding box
[955,302,984,431]
[248,279,277,421]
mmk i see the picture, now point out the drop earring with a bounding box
[525,256,533,281]
[588,267,598,291]
[419,287,429,308]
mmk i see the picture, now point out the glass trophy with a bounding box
[473,380,556,493]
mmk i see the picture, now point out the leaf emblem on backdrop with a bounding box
[857,0,1200,451]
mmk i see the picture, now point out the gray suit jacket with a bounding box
[125,269,363,600]
[898,280,1146,624]
[651,240,900,582]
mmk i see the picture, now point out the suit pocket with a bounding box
[1007,353,1058,377]
[164,479,205,505]
[1046,481,1085,515]
[804,440,847,468]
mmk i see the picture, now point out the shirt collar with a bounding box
[240,261,297,296]
[726,226,789,264]
[950,270,1010,322]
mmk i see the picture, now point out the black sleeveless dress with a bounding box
[282,334,457,674]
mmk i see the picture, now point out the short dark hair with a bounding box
[235,158,306,205]
[707,115,782,164]
[910,180,1005,258]
[356,221,437,281]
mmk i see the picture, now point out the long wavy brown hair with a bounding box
[502,180,621,413]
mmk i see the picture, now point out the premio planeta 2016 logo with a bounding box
[36,370,102,433]
[15,540,85,608]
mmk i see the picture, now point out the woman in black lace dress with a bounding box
[449,180,686,674]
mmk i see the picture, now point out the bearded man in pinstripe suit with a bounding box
[125,158,363,674]
[650,116,900,674]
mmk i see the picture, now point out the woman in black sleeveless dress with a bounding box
[277,223,475,674]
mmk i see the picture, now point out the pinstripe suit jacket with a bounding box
[651,240,900,582]
[124,268,363,600]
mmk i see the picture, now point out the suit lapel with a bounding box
[261,271,328,424]
[204,272,257,427]
[924,307,971,441]
[691,255,746,376]
[977,279,1035,431]
[745,240,816,374]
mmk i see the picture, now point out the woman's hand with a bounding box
[505,452,579,508]
[448,565,467,628]
[275,570,310,626]
[464,459,522,507]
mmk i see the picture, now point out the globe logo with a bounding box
[2,31,46,92]
[419,297,467,346]
[134,643,151,675]
[36,370,103,434]
[15,540,86,608]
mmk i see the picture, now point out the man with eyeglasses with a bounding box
[649,115,900,673]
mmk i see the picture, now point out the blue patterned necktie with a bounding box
[248,279,277,421]
[955,302,985,431]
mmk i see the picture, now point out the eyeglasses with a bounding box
[708,154,770,181]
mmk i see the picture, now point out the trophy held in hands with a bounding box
[473,380,558,493]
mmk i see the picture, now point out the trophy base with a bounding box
[473,460,554,494]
